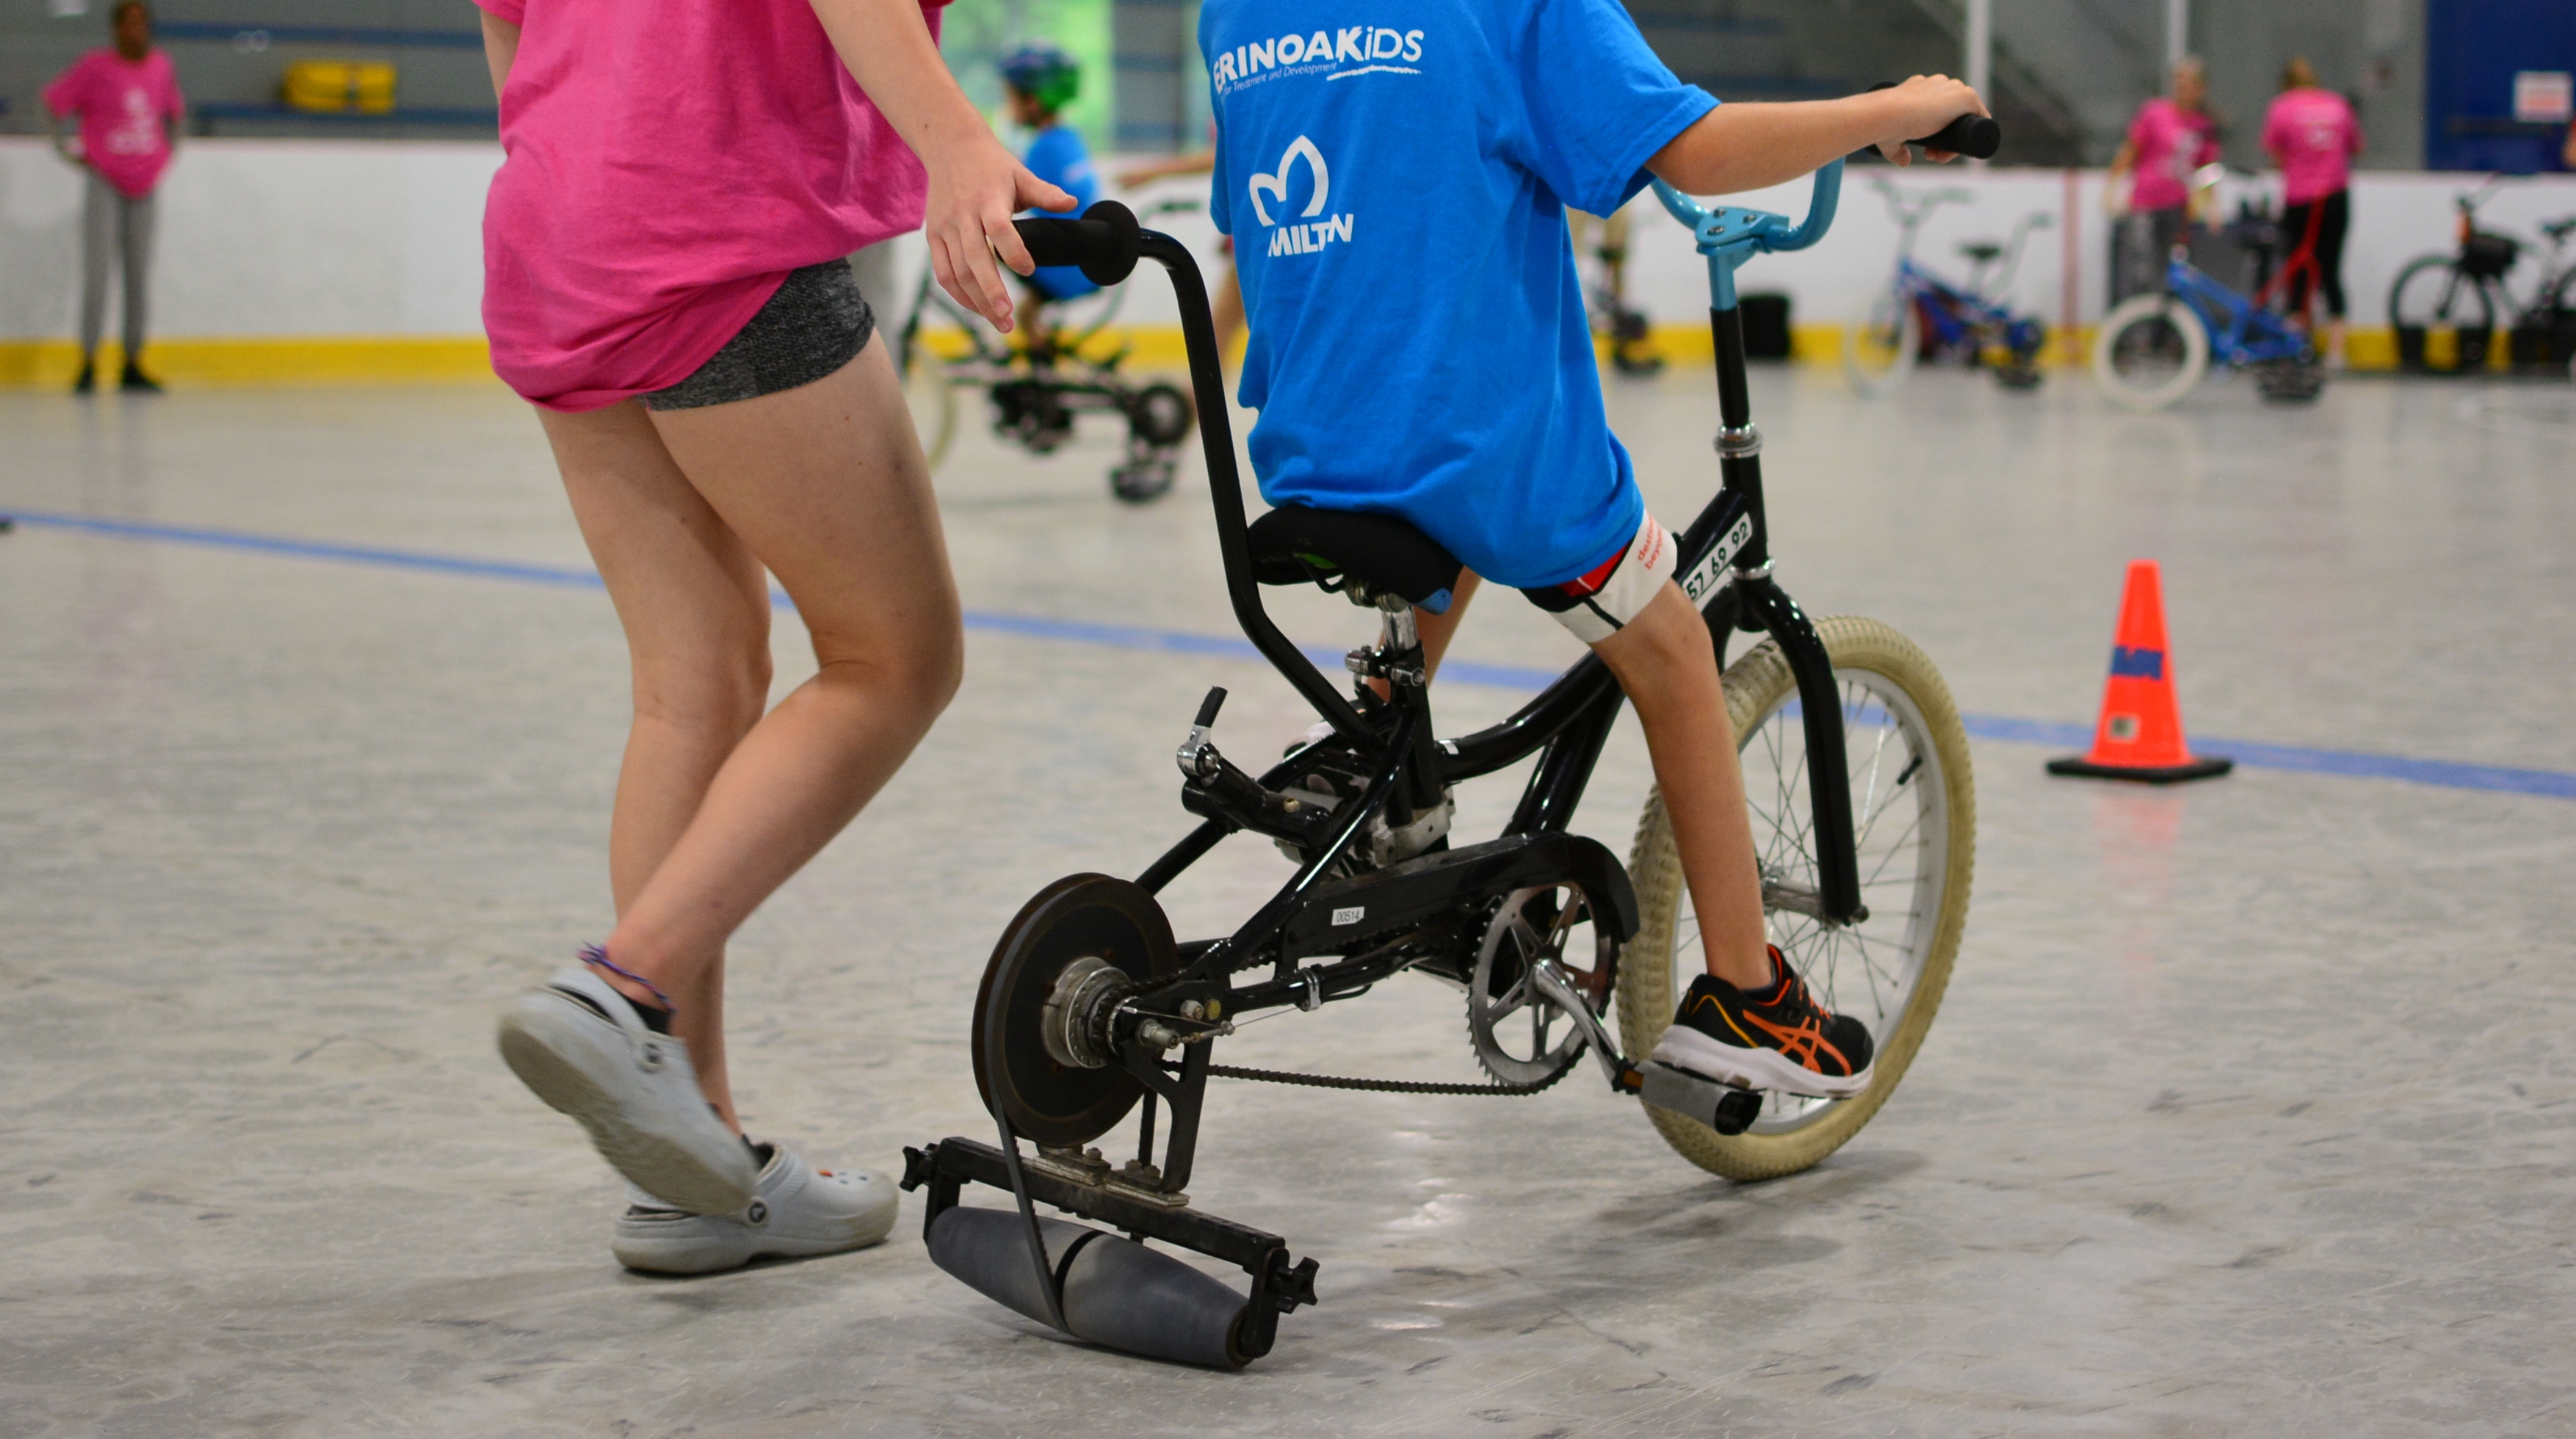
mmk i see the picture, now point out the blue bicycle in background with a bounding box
[1844,176,2053,396]
[2092,172,2325,410]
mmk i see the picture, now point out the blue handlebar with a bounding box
[1651,161,1844,255]
[1651,162,1843,310]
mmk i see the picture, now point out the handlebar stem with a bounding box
[1651,162,1844,312]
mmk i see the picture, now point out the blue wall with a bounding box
[2426,0,2575,173]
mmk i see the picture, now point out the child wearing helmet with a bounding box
[1000,43,1101,330]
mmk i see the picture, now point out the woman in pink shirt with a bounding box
[2263,57,2363,363]
[480,0,1074,1274]
[2107,59,2220,303]
[42,1,184,394]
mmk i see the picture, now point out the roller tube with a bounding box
[927,1206,1262,1369]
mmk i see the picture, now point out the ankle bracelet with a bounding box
[578,943,676,1016]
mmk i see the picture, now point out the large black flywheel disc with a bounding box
[972,874,1179,1148]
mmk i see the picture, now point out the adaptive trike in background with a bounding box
[902,126,1990,1369]
[894,200,1200,503]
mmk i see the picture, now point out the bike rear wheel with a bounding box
[1843,293,1920,397]
[2389,257,2497,372]
[2091,294,2209,410]
[1620,617,1975,1182]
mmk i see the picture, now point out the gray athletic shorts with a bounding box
[643,260,876,412]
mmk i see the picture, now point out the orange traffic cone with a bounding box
[2047,560,2233,784]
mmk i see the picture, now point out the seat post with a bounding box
[1371,595,1447,816]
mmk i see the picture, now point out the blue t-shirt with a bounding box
[1203,0,1713,588]
[1022,123,1101,301]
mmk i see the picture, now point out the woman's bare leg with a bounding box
[538,336,961,1128]
[539,400,773,1125]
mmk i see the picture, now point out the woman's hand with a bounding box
[807,0,1078,333]
[1871,73,1988,166]
[916,128,1074,333]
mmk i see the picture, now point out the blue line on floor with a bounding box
[6,510,608,590]
[8,506,2573,802]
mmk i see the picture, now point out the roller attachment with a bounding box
[927,1206,1267,1369]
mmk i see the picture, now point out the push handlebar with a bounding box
[1012,200,1144,286]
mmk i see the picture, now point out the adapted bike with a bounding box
[2387,178,2576,375]
[900,131,1986,1369]
[894,200,1199,503]
[2093,176,2324,410]
[1845,176,2053,396]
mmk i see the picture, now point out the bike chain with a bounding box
[1205,1061,1568,1097]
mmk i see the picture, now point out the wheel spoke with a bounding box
[1859,810,1926,889]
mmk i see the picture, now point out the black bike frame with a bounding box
[1121,223,1864,1026]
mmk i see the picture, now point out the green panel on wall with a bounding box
[941,0,1114,155]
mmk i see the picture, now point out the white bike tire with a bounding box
[2091,294,2209,411]
[1843,297,1920,398]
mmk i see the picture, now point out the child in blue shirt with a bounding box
[1200,0,1982,1097]
[1000,43,1101,338]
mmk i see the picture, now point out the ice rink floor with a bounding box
[4,363,2574,1437]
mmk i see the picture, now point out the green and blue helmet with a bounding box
[999,42,1080,113]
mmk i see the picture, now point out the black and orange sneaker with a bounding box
[1649,946,1875,1098]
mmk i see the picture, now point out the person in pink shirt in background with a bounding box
[43,1,184,394]
[2264,57,2363,366]
[478,0,1074,1275]
[2107,58,2220,304]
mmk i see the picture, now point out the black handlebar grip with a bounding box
[1850,82,2002,161]
[1916,113,2001,159]
[1010,199,1143,287]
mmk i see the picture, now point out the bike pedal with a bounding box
[1636,1060,1764,1137]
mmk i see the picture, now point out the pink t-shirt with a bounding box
[2262,88,2361,204]
[43,48,184,200]
[2126,98,2218,213]
[473,0,947,411]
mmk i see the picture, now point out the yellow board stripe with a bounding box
[0,336,495,388]
[0,324,2423,390]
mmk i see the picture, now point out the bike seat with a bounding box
[2544,216,2576,242]
[1958,241,2004,264]
[1246,505,1463,614]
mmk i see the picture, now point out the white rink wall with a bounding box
[0,138,499,339]
[4,137,2575,344]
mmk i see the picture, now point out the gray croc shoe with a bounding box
[496,965,758,1214]
[612,1145,899,1275]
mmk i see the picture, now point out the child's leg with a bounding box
[1212,261,1245,358]
[541,336,963,1123]
[538,399,774,1127]
[1422,550,1762,986]
[1563,564,1871,1095]
[1590,584,1772,990]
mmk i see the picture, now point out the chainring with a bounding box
[972,874,1179,1148]
[1466,882,1616,1087]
